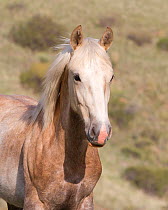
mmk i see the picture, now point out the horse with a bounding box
[0,25,114,210]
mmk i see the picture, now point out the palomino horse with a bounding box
[0,25,114,209]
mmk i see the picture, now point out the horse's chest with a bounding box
[62,181,88,202]
[64,177,94,200]
[30,145,102,208]
[38,166,101,208]
[57,176,95,199]
[48,178,93,208]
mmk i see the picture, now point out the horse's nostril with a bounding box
[90,126,96,139]
[92,127,96,136]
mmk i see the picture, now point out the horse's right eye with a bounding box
[74,74,81,82]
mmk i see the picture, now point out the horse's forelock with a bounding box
[68,38,112,70]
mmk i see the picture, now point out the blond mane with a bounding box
[31,40,72,126]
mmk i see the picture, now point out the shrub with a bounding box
[109,91,136,128]
[38,53,50,63]
[121,146,142,159]
[124,166,168,197]
[140,128,160,143]
[134,139,153,148]
[99,14,122,27]
[99,17,116,27]
[10,15,65,51]
[127,32,152,46]
[20,62,49,92]
[157,37,168,51]
[7,3,25,11]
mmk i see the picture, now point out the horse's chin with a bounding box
[88,142,105,148]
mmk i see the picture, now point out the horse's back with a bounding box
[0,95,37,207]
[0,94,37,144]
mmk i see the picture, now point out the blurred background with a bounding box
[0,0,168,209]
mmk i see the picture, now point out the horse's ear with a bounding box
[99,27,113,51]
[70,25,83,50]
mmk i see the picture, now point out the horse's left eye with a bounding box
[110,75,115,82]
[74,74,81,82]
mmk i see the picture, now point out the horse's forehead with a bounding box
[70,65,109,83]
[68,40,113,79]
[69,54,112,74]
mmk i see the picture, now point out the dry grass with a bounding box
[0,0,168,209]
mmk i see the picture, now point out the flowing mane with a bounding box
[31,40,72,126]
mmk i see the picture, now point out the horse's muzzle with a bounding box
[86,122,112,147]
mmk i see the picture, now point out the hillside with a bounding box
[0,0,168,209]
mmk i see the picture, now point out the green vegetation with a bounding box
[20,62,49,92]
[157,37,168,51]
[10,15,65,51]
[134,138,153,148]
[121,146,142,158]
[139,127,161,143]
[124,166,168,197]
[109,90,136,128]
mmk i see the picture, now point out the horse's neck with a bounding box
[57,73,87,156]
[49,77,91,182]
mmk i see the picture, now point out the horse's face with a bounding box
[68,26,114,147]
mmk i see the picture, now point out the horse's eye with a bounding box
[110,75,115,82]
[74,74,81,82]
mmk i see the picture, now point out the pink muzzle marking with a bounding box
[98,125,108,145]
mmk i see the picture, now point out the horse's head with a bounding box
[68,25,114,147]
